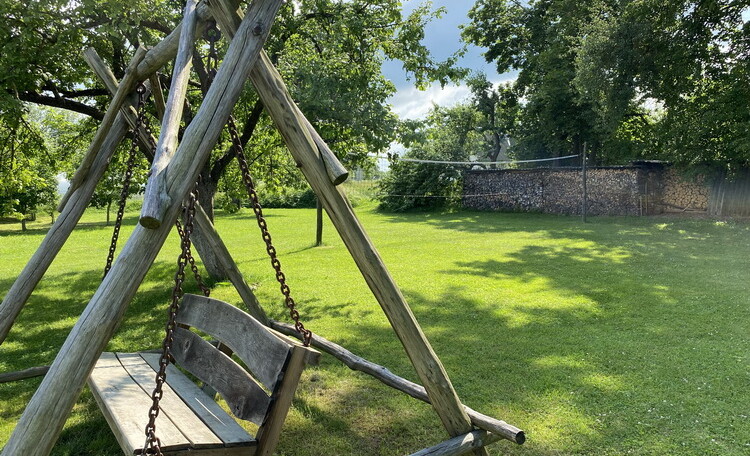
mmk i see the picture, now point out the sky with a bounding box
[382,0,517,120]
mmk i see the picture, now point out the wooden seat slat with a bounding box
[139,353,255,447]
[88,353,194,455]
[177,294,292,390]
[171,327,272,424]
[116,353,225,448]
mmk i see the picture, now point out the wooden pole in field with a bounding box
[0,2,281,454]
[207,3,483,450]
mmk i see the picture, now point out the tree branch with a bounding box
[15,91,104,120]
[209,99,264,183]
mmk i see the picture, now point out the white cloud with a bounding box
[387,76,518,120]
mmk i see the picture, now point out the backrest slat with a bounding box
[176,294,292,390]
[172,327,272,424]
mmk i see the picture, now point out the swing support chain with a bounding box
[103,81,152,278]
[228,115,312,347]
[142,186,200,456]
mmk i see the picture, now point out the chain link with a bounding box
[103,82,150,278]
[143,188,199,456]
[228,115,312,346]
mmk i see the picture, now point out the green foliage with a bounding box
[464,0,750,171]
[0,106,63,226]
[378,103,485,211]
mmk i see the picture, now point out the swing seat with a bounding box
[88,294,319,456]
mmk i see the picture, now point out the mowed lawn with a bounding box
[1,203,749,455]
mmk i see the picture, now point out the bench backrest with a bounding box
[172,294,318,454]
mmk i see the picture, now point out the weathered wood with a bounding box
[0,365,50,383]
[116,353,225,449]
[149,73,167,120]
[83,46,268,323]
[0,3,281,454]
[302,115,348,185]
[82,48,157,158]
[207,1,478,445]
[88,352,192,455]
[140,0,199,229]
[269,320,525,445]
[177,294,288,389]
[140,353,254,446]
[59,46,147,211]
[172,327,271,424]
[0,112,131,344]
[254,345,307,456]
[407,430,503,456]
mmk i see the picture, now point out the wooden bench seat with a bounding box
[89,352,256,455]
[88,294,319,456]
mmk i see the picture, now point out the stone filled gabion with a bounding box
[462,166,710,216]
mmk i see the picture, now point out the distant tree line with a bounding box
[381,0,750,211]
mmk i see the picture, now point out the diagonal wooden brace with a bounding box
[206,2,485,452]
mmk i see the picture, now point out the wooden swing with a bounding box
[89,294,319,456]
[0,1,525,455]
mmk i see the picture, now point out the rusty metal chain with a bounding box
[175,182,210,297]
[142,188,199,456]
[227,116,312,346]
[204,19,221,83]
[103,81,150,278]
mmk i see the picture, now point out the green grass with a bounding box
[1,205,749,455]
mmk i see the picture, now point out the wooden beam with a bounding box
[407,430,503,456]
[207,2,479,446]
[0,366,50,383]
[0,2,281,454]
[302,115,349,186]
[84,46,268,324]
[140,0,199,229]
[0,112,132,344]
[269,320,525,445]
[149,73,167,120]
[58,46,147,211]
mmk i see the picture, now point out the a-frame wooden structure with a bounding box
[0,1,524,455]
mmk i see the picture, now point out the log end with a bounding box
[139,215,162,230]
[515,430,526,445]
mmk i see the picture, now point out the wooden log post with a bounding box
[0,366,51,384]
[269,320,525,445]
[84,47,268,323]
[302,116,348,185]
[0,2,281,454]
[140,0,199,230]
[207,3,482,450]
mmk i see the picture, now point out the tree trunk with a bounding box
[20,219,26,231]
[315,198,323,246]
[190,174,228,281]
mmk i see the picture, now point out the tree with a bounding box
[466,72,519,165]
[378,103,486,211]
[573,0,750,172]
[463,0,606,162]
[0,106,60,230]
